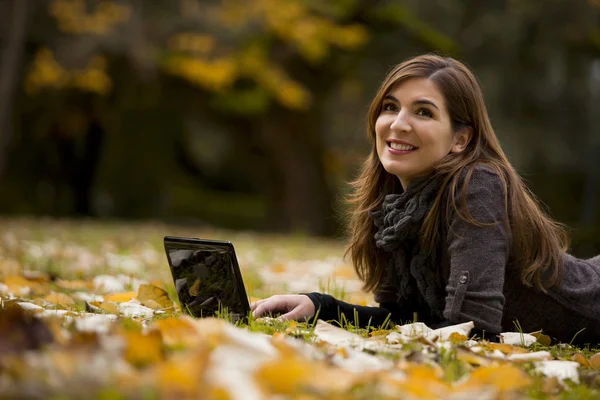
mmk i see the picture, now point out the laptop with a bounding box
[163,236,251,323]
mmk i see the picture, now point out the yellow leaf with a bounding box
[55,279,92,291]
[100,301,119,314]
[255,355,314,394]
[44,292,75,307]
[141,299,163,310]
[455,348,493,366]
[458,364,531,392]
[448,332,468,344]
[123,330,164,368]
[589,353,600,370]
[486,342,529,355]
[152,317,200,348]
[153,349,209,397]
[104,291,137,303]
[531,331,552,346]
[137,284,174,309]
[393,364,450,398]
[4,275,32,293]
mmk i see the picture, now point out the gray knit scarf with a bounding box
[370,175,446,319]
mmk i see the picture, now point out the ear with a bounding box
[450,126,473,153]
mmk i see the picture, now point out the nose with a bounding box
[390,110,411,133]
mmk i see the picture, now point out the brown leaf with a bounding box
[137,284,174,309]
[0,306,53,354]
[590,353,600,370]
[572,353,591,367]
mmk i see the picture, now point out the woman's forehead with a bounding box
[386,78,444,102]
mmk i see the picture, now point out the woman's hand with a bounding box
[250,294,315,321]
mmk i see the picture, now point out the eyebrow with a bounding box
[383,95,440,111]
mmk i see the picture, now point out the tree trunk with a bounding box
[258,105,336,236]
[0,0,29,179]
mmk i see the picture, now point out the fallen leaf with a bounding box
[100,301,119,315]
[104,291,137,303]
[118,300,154,318]
[572,353,591,367]
[55,279,92,291]
[152,349,209,398]
[255,354,314,394]
[499,332,537,346]
[458,364,531,392]
[589,353,600,370]
[486,343,530,355]
[0,306,53,354]
[123,330,164,368]
[507,351,552,362]
[152,316,201,348]
[455,347,493,366]
[534,360,580,384]
[137,284,174,309]
[531,331,552,346]
[44,292,75,308]
[391,364,450,399]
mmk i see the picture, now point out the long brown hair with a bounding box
[346,54,568,294]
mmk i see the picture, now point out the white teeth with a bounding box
[390,142,416,151]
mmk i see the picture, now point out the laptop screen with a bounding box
[164,238,249,322]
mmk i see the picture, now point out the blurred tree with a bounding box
[0,0,598,250]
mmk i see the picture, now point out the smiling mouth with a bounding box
[387,141,418,151]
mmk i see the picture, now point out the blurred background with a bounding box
[1,0,599,256]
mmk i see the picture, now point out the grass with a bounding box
[1,217,600,399]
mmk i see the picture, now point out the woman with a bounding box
[251,54,600,345]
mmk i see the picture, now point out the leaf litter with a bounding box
[0,219,599,399]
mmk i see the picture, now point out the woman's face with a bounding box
[375,77,462,189]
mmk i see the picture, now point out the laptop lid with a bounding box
[163,236,251,323]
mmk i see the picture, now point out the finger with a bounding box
[252,301,277,318]
[250,299,264,311]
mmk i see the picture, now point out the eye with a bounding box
[381,102,398,112]
[416,108,433,118]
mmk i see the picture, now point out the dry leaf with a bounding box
[137,284,174,309]
[152,349,210,398]
[486,343,530,355]
[534,360,580,384]
[572,353,591,367]
[255,355,314,394]
[123,330,164,368]
[152,316,200,348]
[104,291,137,303]
[499,332,537,346]
[531,331,552,346]
[44,292,75,307]
[455,347,493,366]
[589,353,600,370]
[458,364,531,392]
[100,301,119,315]
[391,364,450,398]
[55,279,92,291]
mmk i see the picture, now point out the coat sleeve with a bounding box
[443,167,511,334]
[302,292,412,328]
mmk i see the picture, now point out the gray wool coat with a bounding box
[438,166,600,345]
[306,166,600,345]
